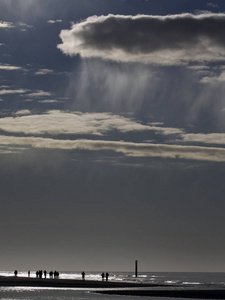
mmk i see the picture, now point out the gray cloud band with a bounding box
[0,111,225,162]
[58,13,225,64]
[0,136,225,162]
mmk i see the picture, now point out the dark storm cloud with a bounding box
[58,13,225,64]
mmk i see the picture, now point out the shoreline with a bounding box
[97,288,225,299]
[0,275,162,288]
[1,276,225,298]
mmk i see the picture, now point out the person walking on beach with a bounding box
[106,272,109,281]
[14,270,18,276]
[101,273,105,281]
[44,270,47,278]
[82,271,85,280]
[28,270,30,277]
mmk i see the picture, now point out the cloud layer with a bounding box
[0,110,224,162]
[1,135,225,162]
[0,110,153,135]
[0,21,13,28]
[0,64,22,71]
[58,13,225,64]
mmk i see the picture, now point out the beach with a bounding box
[97,288,225,299]
[1,275,225,299]
[0,275,155,288]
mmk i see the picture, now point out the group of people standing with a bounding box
[14,270,59,278]
[101,272,109,281]
[81,271,109,281]
[35,270,59,278]
[15,270,109,281]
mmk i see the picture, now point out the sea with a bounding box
[0,271,225,300]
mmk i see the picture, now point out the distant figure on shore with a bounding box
[44,270,47,278]
[36,270,43,279]
[14,270,18,277]
[54,271,59,278]
[106,272,109,281]
[101,273,105,281]
[28,270,30,277]
[82,271,85,280]
[49,271,53,278]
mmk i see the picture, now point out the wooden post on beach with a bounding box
[135,260,138,277]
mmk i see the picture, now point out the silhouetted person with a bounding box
[54,271,59,278]
[14,270,18,276]
[36,271,39,278]
[28,270,30,277]
[106,272,109,281]
[49,271,53,278]
[101,273,105,281]
[82,271,85,280]
[44,270,47,278]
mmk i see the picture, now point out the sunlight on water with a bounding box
[0,271,104,281]
[182,282,201,285]
[0,272,225,300]
[0,287,193,300]
[1,271,225,285]
[0,287,176,300]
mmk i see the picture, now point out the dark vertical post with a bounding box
[135,260,138,277]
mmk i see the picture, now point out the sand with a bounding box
[0,275,158,288]
[97,288,225,299]
[1,276,225,299]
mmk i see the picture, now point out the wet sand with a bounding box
[1,276,225,298]
[97,288,225,299]
[0,275,159,288]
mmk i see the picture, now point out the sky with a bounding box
[0,0,225,273]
